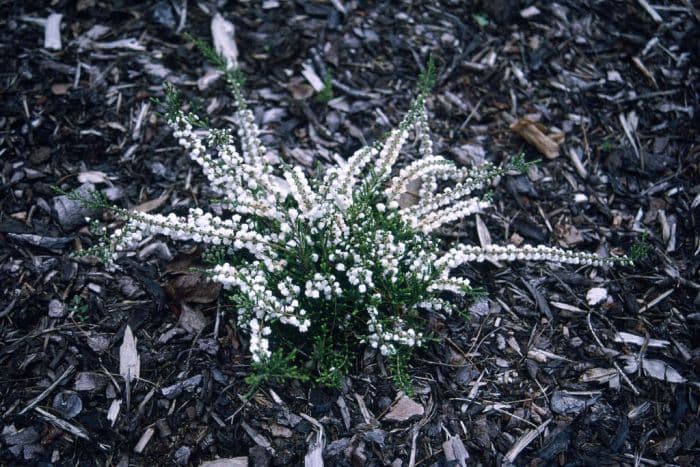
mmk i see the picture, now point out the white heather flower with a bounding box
[97,65,628,376]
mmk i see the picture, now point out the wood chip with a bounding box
[133,427,154,454]
[200,459,248,467]
[178,303,209,334]
[614,332,670,348]
[631,56,658,88]
[107,399,121,426]
[639,288,674,313]
[383,395,424,422]
[618,111,641,162]
[636,0,663,23]
[301,413,325,467]
[51,83,72,95]
[302,63,325,92]
[34,406,96,448]
[240,421,274,454]
[510,118,563,159]
[504,419,551,463]
[134,191,170,213]
[580,367,618,383]
[568,147,588,179]
[443,434,469,466]
[211,13,238,70]
[520,6,541,18]
[641,358,686,383]
[92,38,145,51]
[20,365,75,415]
[119,325,140,383]
[77,171,110,184]
[44,13,62,50]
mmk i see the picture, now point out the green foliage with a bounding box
[244,349,310,398]
[202,245,228,265]
[599,140,614,152]
[69,295,89,323]
[506,152,540,173]
[473,14,490,27]
[418,54,437,96]
[316,71,334,104]
[51,186,109,211]
[388,351,414,397]
[402,55,438,133]
[184,32,247,109]
[312,327,350,388]
[629,231,652,261]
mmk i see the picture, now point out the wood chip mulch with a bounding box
[1,1,698,465]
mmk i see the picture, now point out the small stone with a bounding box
[174,446,191,465]
[607,70,624,83]
[288,79,314,100]
[325,438,351,457]
[574,193,588,203]
[30,146,51,164]
[150,1,176,29]
[48,299,65,318]
[51,83,72,96]
[178,305,208,334]
[51,183,97,231]
[363,429,386,445]
[384,395,424,422]
[469,299,490,318]
[551,390,600,415]
[87,334,110,353]
[586,287,608,306]
[52,392,83,418]
[103,187,124,201]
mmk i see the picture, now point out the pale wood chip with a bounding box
[119,325,140,383]
[211,13,238,69]
[44,13,62,50]
[510,118,563,159]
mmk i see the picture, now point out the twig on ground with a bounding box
[19,364,76,415]
[636,0,663,23]
[503,419,551,464]
[587,312,640,395]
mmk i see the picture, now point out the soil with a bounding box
[1,1,699,466]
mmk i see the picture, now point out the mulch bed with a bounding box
[1,1,698,465]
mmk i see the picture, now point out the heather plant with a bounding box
[79,39,634,391]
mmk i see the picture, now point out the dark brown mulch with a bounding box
[1,1,698,465]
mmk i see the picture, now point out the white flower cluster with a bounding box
[435,243,615,270]
[365,305,424,356]
[103,78,626,366]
